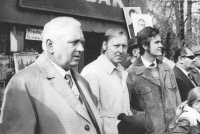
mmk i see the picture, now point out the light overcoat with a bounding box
[0,54,103,134]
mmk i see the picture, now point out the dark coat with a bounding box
[173,66,195,101]
[123,59,132,69]
[190,67,200,86]
[126,57,181,134]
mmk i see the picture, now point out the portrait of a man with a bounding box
[123,7,142,38]
[131,14,153,36]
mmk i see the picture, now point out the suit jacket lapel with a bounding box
[36,54,91,123]
[174,66,194,87]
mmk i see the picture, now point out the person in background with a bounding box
[174,47,197,101]
[127,26,181,134]
[122,36,140,69]
[170,87,200,134]
[137,19,146,32]
[81,28,145,134]
[190,46,200,86]
[0,17,103,134]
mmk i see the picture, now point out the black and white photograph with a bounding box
[123,7,142,38]
[1,0,200,134]
[131,14,153,36]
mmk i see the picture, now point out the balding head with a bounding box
[42,17,81,51]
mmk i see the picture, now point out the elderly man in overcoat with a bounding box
[0,17,103,134]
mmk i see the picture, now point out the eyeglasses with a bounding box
[181,55,195,60]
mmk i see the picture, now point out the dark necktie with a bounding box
[64,74,83,104]
[149,63,155,67]
[188,73,197,87]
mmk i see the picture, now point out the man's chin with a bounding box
[69,62,79,68]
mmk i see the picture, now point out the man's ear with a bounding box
[178,56,184,64]
[142,44,147,51]
[102,41,107,51]
[132,49,136,56]
[46,39,54,53]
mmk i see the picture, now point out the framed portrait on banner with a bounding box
[123,7,142,38]
[13,53,39,73]
[131,14,153,36]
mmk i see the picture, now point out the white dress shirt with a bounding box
[45,54,80,98]
[141,56,157,68]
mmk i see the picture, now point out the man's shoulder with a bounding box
[5,63,41,96]
[13,63,40,80]
[82,58,104,74]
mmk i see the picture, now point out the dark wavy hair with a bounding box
[137,27,159,55]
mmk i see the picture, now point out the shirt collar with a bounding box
[195,67,200,73]
[99,54,124,74]
[44,54,70,77]
[162,57,167,62]
[141,56,157,68]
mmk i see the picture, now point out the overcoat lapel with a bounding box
[36,54,91,123]
[134,57,160,86]
[73,71,102,132]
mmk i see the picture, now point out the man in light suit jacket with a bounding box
[173,47,197,101]
[0,17,103,134]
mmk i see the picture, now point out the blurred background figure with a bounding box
[170,87,200,134]
[174,47,197,101]
[122,37,140,69]
[190,46,200,86]
[137,19,146,32]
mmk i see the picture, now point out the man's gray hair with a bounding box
[42,17,81,51]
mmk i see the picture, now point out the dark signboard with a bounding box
[19,0,146,22]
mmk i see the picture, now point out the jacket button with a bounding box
[85,125,90,131]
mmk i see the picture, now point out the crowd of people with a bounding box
[0,16,200,134]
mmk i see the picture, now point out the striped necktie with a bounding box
[64,74,73,88]
[65,74,83,104]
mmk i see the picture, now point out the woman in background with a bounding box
[170,87,200,134]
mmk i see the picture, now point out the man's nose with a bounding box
[77,43,84,52]
[118,46,123,53]
[193,57,197,62]
[159,42,163,47]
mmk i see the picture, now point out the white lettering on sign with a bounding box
[86,0,124,8]
[25,28,43,41]
[113,0,124,7]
